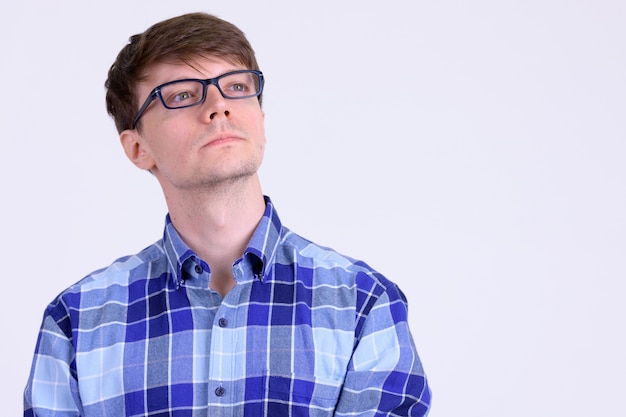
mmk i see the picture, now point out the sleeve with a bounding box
[334,283,431,416]
[24,307,83,417]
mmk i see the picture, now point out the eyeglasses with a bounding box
[132,69,264,128]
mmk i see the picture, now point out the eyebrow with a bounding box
[151,68,247,89]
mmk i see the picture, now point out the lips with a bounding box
[200,129,244,148]
[207,134,241,146]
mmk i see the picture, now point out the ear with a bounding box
[120,129,156,171]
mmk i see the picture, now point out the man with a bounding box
[24,12,431,416]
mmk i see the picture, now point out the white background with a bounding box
[2,1,624,416]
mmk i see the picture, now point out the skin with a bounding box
[119,56,267,297]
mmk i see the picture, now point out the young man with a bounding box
[24,12,431,416]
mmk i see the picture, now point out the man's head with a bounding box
[105,12,261,134]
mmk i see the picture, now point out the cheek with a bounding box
[255,112,266,142]
[242,108,266,146]
[144,129,186,164]
[257,130,267,151]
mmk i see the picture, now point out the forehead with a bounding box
[152,55,244,79]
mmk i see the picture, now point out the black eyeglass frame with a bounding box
[132,69,264,129]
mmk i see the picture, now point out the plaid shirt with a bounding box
[24,197,431,416]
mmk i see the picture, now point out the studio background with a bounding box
[1,1,624,416]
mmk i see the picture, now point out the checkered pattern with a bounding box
[24,197,431,416]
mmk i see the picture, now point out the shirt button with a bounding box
[215,386,225,397]
[218,317,228,328]
[194,264,203,274]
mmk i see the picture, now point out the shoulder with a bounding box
[47,241,167,313]
[277,228,405,302]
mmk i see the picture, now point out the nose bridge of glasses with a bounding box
[200,77,227,100]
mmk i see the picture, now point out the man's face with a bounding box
[121,56,266,193]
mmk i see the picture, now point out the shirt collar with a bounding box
[162,196,283,289]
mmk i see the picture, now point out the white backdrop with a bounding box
[2,1,624,416]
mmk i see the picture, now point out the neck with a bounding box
[164,175,266,295]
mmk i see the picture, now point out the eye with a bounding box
[160,81,203,107]
[173,91,192,102]
[163,90,194,106]
[220,72,258,97]
[227,82,249,93]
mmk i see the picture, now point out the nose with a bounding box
[201,84,231,121]
[210,109,229,119]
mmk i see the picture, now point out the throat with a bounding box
[209,268,236,298]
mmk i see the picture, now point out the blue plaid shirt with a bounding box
[24,197,431,416]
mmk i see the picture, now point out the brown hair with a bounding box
[105,12,261,133]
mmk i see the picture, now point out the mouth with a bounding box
[203,132,243,148]
[209,136,239,145]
